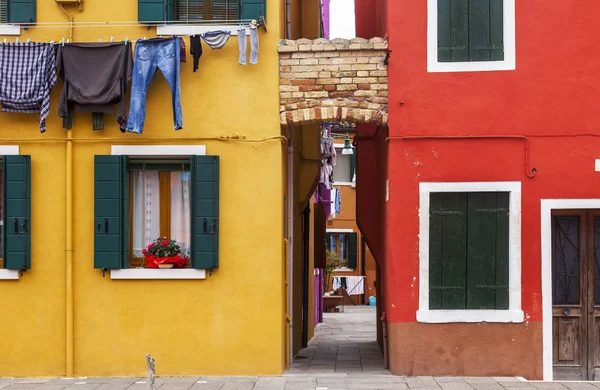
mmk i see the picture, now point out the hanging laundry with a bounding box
[126,37,182,134]
[0,43,57,133]
[179,37,186,63]
[332,276,365,295]
[57,42,133,132]
[201,31,231,50]
[319,183,332,219]
[335,188,341,215]
[330,188,337,218]
[249,26,259,64]
[351,172,356,188]
[238,27,247,65]
[189,35,203,72]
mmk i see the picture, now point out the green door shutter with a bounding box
[4,155,31,270]
[139,0,166,23]
[240,0,265,21]
[347,232,357,269]
[8,0,36,24]
[191,155,219,270]
[94,155,128,269]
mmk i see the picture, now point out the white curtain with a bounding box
[132,172,160,258]
[170,172,191,257]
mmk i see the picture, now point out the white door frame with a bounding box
[541,199,600,381]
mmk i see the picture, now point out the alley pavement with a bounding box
[0,306,594,389]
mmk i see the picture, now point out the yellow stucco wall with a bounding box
[0,0,287,377]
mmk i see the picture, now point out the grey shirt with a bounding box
[57,42,132,131]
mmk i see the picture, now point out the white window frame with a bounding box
[109,145,207,280]
[332,144,353,186]
[0,146,20,280]
[427,0,516,73]
[327,228,355,271]
[417,181,523,323]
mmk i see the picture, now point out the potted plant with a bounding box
[143,237,188,269]
[323,250,347,293]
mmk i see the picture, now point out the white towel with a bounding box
[332,276,365,295]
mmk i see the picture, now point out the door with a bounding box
[552,210,600,380]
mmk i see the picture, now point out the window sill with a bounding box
[156,25,251,36]
[0,25,21,36]
[333,182,353,187]
[334,268,355,272]
[110,269,206,280]
[0,270,20,280]
[427,59,515,73]
[416,309,524,323]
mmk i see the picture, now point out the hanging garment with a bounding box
[335,188,341,215]
[201,31,231,50]
[126,37,183,134]
[249,26,259,64]
[345,276,365,295]
[57,42,133,131]
[0,43,57,133]
[330,188,337,218]
[319,183,332,220]
[190,35,203,72]
[238,27,247,65]
[351,172,356,188]
[179,37,186,63]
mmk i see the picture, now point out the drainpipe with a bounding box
[285,0,292,39]
[65,129,74,377]
[58,4,74,42]
[287,130,294,364]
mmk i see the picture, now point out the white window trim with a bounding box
[326,229,354,233]
[156,25,250,36]
[539,199,600,381]
[427,0,516,73]
[417,181,523,323]
[333,267,355,272]
[110,144,207,279]
[0,25,20,36]
[0,146,20,280]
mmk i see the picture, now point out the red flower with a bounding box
[142,248,147,255]
[162,240,168,247]
[148,242,154,249]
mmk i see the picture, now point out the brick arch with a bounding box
[279,37,389,127]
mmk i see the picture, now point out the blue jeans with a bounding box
[126,38,183,134]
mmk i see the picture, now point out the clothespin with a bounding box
[15,38,18,43]
[50,40,54,44]
[67,39,70,43]
[124,36,128,45]
[3,39,6,44]
[110,36,114,42]
[250,19,258,29]
[61,38,65,46]
[143,36,147,40]
[26,38,30,43]
[98,38,102,42]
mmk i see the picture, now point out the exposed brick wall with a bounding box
[279,37,388,127]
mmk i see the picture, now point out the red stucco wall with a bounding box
[356,0,600,378]
[354,0,388,39]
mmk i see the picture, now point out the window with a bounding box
[418,182,522,323]
[0,1,6,23]
[326,231,357,269]
[0,0,36,24]
[428,0,515,72]
[138,0,265,24]
[332,147,355,185]
[94,153,219,272]
[129,161,192,268]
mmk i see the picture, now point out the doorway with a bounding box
[552,209,600,380]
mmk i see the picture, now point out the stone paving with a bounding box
[2,306,598,389]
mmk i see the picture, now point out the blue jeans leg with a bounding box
[126,41,157,134]
[157,39,183,130]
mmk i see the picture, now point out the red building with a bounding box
[355,0,600,381]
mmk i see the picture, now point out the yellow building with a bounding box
[0,0,322,378]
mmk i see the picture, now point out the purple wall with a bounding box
[322,0,330,39]
[314,269,324,327]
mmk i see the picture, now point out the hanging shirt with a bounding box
[0,43,58,133]
[57,42,133,131]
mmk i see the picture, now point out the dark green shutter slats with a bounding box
[326,232,332,252]
[437,0,504,62]
[8,0,36,24]
[429,192,509,310]
[92,113,104,131]
[191,155,219,269]
[139,0,166,23]
[240,0,265,21]
[4,155,31,270]
[94,155,128,269]
[347,232,357,269]
[349,153,356,182]
[489,0,504,60]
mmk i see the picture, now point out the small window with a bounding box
[129,161,191,268]
[332,147,355,184]
[326,232,358,269]
[175,0,239,22]
[437,0,504,63]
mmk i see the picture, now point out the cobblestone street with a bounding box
[0,307,591,389]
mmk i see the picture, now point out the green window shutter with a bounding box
[349,152,356,182]
[3,155,31,270]
[347,232,357,269]
[438,0,504,63]
[139,0,166,23]
[94,155,128,269]
[240,0,265,21]
[429,193,468,309]
[466,192,509,309]
[326,232,332,252]
[8,0,36,24]
[191,155,219,270]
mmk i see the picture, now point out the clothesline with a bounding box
[8,19,264,27]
